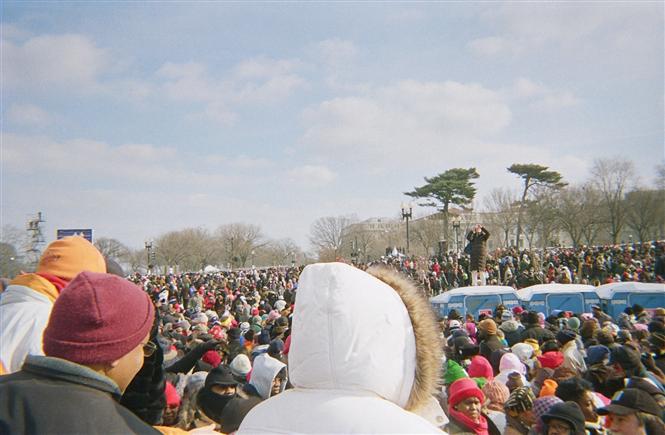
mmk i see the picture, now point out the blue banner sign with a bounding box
[57,229,93,243]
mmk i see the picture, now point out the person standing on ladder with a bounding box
[467,224,490,286]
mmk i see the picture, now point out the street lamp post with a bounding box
[452,219,461,254]
[144,240,154,275]
[401,203,413,254]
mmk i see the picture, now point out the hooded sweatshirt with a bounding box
[495,353,529,387]
[238,263,444,434]
[246,353,286,400]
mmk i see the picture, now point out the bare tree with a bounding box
[155,227,220,272]
[309,216,354,260]
[625,189,665,243]
[555,185,604,248]
[508,164,566,248]
[410,217,443,256]
[94,237,130,261]
[483,188,519,248]
[656,163,665,189]
[255,238,301,267]
[342,226,376,263]
[216,223,266,268]
[591,157,636,244]
[125,248,147,274]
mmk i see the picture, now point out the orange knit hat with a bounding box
[37,236,106,280]
[539,379,558,397]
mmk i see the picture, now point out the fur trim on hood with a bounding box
[366,265,443,412]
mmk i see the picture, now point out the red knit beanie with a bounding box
[448,377,485,408]
[468,355,494,380]
[43,271,155,365]
[165,381,181,407]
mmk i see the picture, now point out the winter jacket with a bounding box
[445,412,501,435]
[499,320,525,347]
[238,263,445,434]
[467,228,490,272]
[561,340,587,375]
[0,275,55,373]
[520,323,555,345]
[479,335,505,363]
[0,355,160,434]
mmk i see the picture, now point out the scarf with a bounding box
[449,407,489,435]
[36,273,69,292]
[10,273,68,303]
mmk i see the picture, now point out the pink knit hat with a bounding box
[43,271,155,365]
[482,379,510,407]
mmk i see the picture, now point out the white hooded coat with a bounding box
[238,263,444,434]
[248,353,287,399]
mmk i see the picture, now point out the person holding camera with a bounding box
[466,224,490,286]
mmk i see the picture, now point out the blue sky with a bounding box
[2,2,663,250]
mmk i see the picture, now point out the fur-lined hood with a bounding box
[288,262,442,412]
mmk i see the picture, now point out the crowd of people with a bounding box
[1,235,664,434]
[396,241,665,295]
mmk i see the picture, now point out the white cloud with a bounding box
[156,56,306,123]
[232,57,303,80]
[287,165,337,186]
[7,103,54,126]
[511,78,581,110]
[513,78,547,98]
[2,34,108,91]
[532,91,580,110]
[469,3,663,64]
[300,79,512,163]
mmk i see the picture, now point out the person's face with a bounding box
[547,418,573,435]
[271,376,284,396]
[106,332,151,393]
[211,384,236,395]
[162,404,179,426]
[455,397,482,423]
[609,412,644,434]
[577,390,598,422]
[520,409,536,426]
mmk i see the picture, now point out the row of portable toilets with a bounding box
[429,282,665,319]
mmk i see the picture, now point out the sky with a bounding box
[2,1,664,252]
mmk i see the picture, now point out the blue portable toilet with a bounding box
[429,286,520,319]
[518,283,599,315]
[430,292,447,318]
[596,282,665,317]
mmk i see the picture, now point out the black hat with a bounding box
[541,340,560,353]
[597,388,661,416]
[541,401,586,434]
[609,344,642,370]
[219,396,262,434]
[556,329,577,345]
[204,364,237,388]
